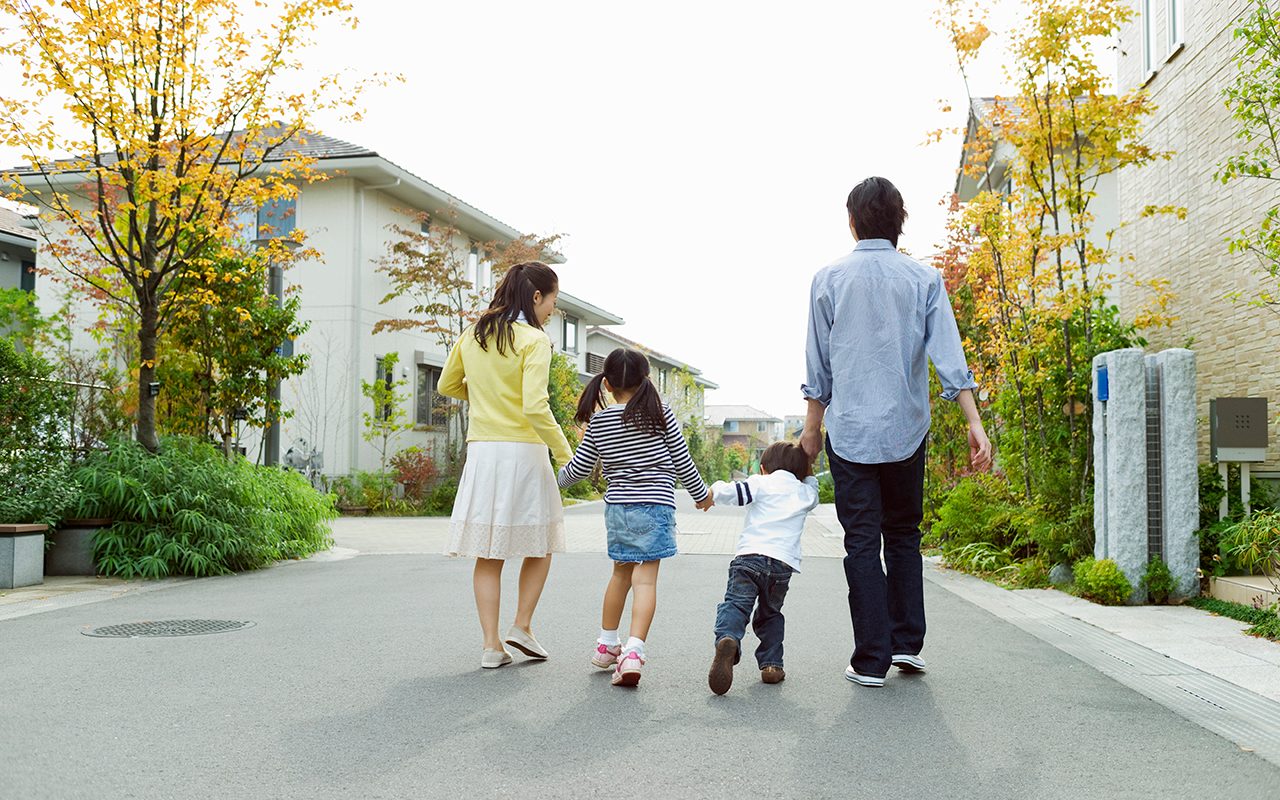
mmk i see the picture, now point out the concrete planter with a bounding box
[0,524,47,589]
[45,518,111,577]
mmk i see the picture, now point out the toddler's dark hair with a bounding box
[575,347,664,436]
[761,441,811,478]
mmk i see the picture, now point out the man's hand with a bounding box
[696,495,714,512]
[968,421,993,472]
[800,427,823,461]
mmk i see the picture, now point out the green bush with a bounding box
[1141,556,1177,604]
[1072,557,1133,605]
[0,338,80,525]
[1220,510,1280,581]
[1199,463,1278,529]
[1198,519,1244,577]
[74,436,336,578]
[930,473,1030,553]
[817,472,835,504]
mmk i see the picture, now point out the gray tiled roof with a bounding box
[0,206,36,241]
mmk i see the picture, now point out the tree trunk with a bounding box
[137,301,160,452]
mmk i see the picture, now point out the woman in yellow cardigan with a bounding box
[438,262,574,669]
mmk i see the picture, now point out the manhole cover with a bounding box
[82,619,256,638]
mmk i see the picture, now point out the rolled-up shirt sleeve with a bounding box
[801,273,834,405]
[924,271,978,401]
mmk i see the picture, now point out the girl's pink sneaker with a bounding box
[611,650,645,687]
[591,642,622,669]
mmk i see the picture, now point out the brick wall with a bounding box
[1116,0,1280,470]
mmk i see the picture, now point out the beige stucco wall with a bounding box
[1116,0,1280,470]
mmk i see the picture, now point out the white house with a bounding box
[584,326,717,425]
[0,207,36,297]
[18,132,623,476]
[704,404,783,463]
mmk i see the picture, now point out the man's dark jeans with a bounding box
[827,435,927,678]
[713,554,794,669]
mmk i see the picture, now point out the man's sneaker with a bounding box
[591,642,622,669]
[892,654,927,673]
[612,650,645,687]
[708,636,738,695]
[761,666,786,685]
[844,666,885,687]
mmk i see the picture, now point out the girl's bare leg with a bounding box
[474,558,505,650]
[601,562,636,631]
[628,560,661,641]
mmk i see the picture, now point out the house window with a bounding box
[1142,0,1154,76]
[724,421,739,433]
[374,356,394,420]
[1167,0,1184,51]
[563,315,579,352]
[19,261,34,292]
[418,220,433,256]
[657,370,668,392]
[416,364,448,427]
[757,422,767,433]
[586,352,606,374]
[257,196,297,239]
[467,247,479,286]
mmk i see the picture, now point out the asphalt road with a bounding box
[2,552,1277,799]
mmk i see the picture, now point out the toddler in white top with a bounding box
[706,441,819,695]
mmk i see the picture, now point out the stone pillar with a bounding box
[1093,348,1148,602]
[1155,348,1199,599]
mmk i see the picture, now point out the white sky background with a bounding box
[305,0,1026,421]
[1,0,1034,421]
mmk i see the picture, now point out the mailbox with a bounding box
[1210,397,1268,463]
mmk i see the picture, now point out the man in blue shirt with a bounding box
[800,176,992,687]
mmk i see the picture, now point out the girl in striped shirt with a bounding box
[558,347,713,686]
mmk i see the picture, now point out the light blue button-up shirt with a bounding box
[803,239,977,464]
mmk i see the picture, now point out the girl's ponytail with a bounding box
[575,373,608,425]
[621,374,664,436]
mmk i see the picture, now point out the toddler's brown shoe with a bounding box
[761,666,785,684]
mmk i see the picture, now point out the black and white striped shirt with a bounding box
[557,404,709,507]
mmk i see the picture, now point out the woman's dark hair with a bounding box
[574,348,664,436]
[761,442,812,478]
[473,261,558,355]
[846,176,908,246]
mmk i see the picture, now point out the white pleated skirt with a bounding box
[445,441,566,559]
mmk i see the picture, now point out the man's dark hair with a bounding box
[846,176,908,246]
[761,442,811,479]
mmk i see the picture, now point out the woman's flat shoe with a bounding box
[505,625,549,659]
[481,648,513,669]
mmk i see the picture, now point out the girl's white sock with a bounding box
[624,636,646,658]
[598,629,620,647]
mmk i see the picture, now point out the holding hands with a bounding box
[696,495,714,512]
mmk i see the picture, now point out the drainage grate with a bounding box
[82,619,255,638]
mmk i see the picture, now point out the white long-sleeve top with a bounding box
[711,470,820,571]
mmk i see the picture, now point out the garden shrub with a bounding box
[390,446,438,502]
[0,338,80,525]
[930,473,1030,553]
[817,472,835,505]
[1072,557,1133,605]
[1141,556,1177,604]
[74,436,336,578]
[1220,510,1280,579]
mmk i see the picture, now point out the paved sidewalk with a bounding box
[0,574,189,622]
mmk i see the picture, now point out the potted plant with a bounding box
[331,475,370,516]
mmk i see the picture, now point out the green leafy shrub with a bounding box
[1141,556,1177,604]
[0,338,80,525]
[1198,519,1245,577]
[423,477,458,515]
[1220,511,1280,579]
[944,541,1017,575]
[930,473,1030,553]
[74,436,335,578]
[817,472,835,504]
[1072,557,1133,605]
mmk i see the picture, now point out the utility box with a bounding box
[1210,397,1268,463]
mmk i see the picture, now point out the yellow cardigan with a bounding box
[438,322,573,465]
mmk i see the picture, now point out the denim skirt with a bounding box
[605,502,677,563]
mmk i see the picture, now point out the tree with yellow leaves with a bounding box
[0,0,382,451]
[931,0,1179,565]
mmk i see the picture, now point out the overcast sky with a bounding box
[306,1,1026,420]
[5,0,1027,421]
